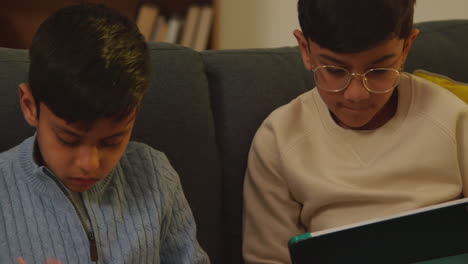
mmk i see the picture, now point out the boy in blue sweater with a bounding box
[0,4,209,264]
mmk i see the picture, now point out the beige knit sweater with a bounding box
[242,74,468,264]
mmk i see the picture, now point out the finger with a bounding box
[46,258,62,264]
[16,257,26,264]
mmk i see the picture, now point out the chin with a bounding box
[335,113,373,129]
[342,121,370,129]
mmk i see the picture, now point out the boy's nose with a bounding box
[343,75,371,102]
[77,147,100,174]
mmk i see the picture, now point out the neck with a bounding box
[33,139,45,166]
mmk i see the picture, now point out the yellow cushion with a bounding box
[413,69,468,103]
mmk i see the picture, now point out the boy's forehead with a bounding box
[64,113,137,133]
[306,37,407,71]
[310,36,405,53]
[309,37,405,60]
[41,103,136,134]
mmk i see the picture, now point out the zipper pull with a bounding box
[88,232,99,262]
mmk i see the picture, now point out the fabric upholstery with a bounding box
[406,20,468,82]
[203,48,314,263]
[0,48,35,150]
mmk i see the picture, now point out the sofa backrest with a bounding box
[0,48,34,148]
[202,48,314,263]
[406,20,468,82]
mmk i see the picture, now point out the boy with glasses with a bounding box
[243,0,468,263]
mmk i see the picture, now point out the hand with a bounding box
[16,257,61,264]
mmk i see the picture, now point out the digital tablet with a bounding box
[288,198,468,264]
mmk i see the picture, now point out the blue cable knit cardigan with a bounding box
[0,136,210,264]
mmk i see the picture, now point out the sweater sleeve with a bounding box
[243,120,305,264]
[151,151,210,264]
[458,107,468,197]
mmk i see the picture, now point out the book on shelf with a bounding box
[193,5,214,51]
[151,16,168,43]
[135,3,159,41]
[135,2,215,49]
[180,5,201,48]
[165,15,183,43]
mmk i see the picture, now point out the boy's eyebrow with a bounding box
[54,125,83,137]
[102,129,132,139]
[370,54,397,65]
[54,125,131,139]
[319,54,346,65]
[319,53,397,66]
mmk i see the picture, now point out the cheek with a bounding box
[99,145,128,171]
[37,139,75,179]
[373,92,394,109]
[317,90,341,109]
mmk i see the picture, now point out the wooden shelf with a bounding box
[0,0,218,50]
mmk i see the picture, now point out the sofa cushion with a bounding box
[203,47,314,264]
[413,69,468,103]
[0,48,35,150]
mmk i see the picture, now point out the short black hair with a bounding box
[298,0,416,53]
[29,3,150,123]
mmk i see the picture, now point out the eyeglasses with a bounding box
[312,65,401,94]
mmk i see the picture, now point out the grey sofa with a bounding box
[1,20,467,263]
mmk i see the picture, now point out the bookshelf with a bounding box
[136,0,218,50]
[0,0,218,50]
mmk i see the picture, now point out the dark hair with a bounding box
[29,3,150,123]
[298,0,416,53]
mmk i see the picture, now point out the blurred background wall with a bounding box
[218,0,468,49]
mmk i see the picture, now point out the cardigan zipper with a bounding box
[43,168,99,262]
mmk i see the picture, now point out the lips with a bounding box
[68,178,99,188]
[342,105,370,111]
[337,102,372,111]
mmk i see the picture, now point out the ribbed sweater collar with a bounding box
[16,135,115,198]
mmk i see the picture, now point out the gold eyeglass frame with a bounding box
[311,65,401,94]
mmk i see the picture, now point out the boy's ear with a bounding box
[293,29,313,71]
[403,28,420,55]
[18,83,39,127]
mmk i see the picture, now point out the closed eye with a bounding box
[326,68,345,75]
[57,135,81,147]
[99,138,124,148]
